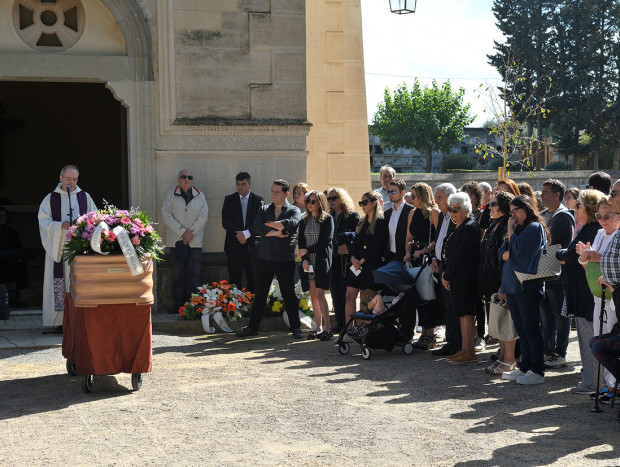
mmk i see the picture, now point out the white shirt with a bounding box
[240,191,251,239]
[592,228,615,255]
[388,199,405,253]
[435,211,451,261]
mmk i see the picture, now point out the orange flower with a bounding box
[245,291,252,297]
[227,302,236,311]
[191,296,204,305]
[212,282,218,287]
[216,300,221,307]
[200,288,206,293]
[220,280,228,284]
[242,288,246,292]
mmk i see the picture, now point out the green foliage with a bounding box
[439,154,480,173]
[371,79,474,172]
[544,161,573,171]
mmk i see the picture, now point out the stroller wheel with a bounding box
[403,342,414,355]
[338,342,350,355]
[361,345,371,360]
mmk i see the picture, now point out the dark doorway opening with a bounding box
[0,81,128,308]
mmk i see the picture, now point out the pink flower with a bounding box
[120,217,131,225]
[131,236,140,245]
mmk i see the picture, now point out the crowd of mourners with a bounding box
[229,166,620,401]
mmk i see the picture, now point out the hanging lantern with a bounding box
[389,0,417,14]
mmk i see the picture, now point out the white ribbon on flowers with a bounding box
[90,222,111,255]
[113,225,144,276]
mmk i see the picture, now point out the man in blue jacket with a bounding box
[236,179,304,339]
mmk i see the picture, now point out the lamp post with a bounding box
[389,0,417,14]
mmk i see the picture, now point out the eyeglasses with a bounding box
[612,190,619,198]
[596,213,617,220]
[179,175,194,180]
[510,207,521,216]
[449,207,461,214]
[326,196,339,202]
[388,189,398,195]
[489,201,499,207]
[359,199,370,207]
[306,199,318,205]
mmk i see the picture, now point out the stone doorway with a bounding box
[0,81,128,308]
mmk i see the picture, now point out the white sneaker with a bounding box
[516,370,545,385]
[502,368,525,381]
[474,336,486,352]
[434,326,446,339]
[545,354,567,368]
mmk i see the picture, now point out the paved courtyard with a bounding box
[0,330,619,466]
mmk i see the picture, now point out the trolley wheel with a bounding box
[131,373,143,391]
[338,342,350,355]
[66,359,77,376]
[361,345,371,360]
[81,375,93,393]
[403,342,414,355]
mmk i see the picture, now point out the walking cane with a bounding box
[591,284,607,413]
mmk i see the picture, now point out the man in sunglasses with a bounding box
[384,178,413,264]
[161,169,209,314]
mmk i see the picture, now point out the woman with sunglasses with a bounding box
[577,196,620,397]
[481,191,517,375]
[298,191,334,340]
[440,192,481,363]
[344,192,388,323]
[326,187,360,333]
[292,183,310,291]
[554,189,604,394]
[564,187,583,235]
[404,182,441,349]
[498,195,549,385]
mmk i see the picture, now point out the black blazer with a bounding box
[222,191,264,253]
[298,215,335,284]
[384,203,414,262]
[443,218,481,307]
[432,211,456,261]
[350,217,389,268]
[332,211,360,256]
[251,202,301,262]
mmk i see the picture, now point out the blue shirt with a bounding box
[499,222,547,294]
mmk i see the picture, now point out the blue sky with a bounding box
[361,0,504,126]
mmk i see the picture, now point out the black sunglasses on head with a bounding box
[179,175,193,180]
[358,199,371,207]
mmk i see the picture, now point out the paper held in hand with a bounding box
[350,264,362,276]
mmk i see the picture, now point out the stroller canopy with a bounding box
[372,261,414,288]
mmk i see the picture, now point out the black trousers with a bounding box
[172,247,203,308]
[438,261,462,350]
[226,245,256,292]
[330,255,348,326]
[249,259,301,331]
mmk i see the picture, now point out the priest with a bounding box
[38,165,97,330]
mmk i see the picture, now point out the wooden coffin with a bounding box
[70,254,154,307]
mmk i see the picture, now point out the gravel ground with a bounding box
[0,331,619,466]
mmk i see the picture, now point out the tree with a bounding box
[371,79,474,172]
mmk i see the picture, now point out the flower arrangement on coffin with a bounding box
[179,280,254,333]
[265,279,316,330]
[63,205,163,262]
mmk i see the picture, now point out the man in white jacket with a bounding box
[161,169,209,313]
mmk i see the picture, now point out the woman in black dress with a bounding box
[327,187,360,333]
[345,191,388,323]
[404,182,441,349]
[441,192,481,364]
[298,190,334,340]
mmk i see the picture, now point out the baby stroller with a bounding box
[336,261,424,360]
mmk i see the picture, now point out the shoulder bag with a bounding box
[488,293,519,341]
[514,244,562,285]
[406,218,436,301]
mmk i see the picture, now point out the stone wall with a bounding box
[372,170,620,192]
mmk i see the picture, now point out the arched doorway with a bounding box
[0,0,153,308]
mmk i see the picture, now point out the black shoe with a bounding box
[431,345,457,356]
[320,331,333,341]
[235,326,258,337]
[292,328,304,339]
[490,350,500,361]
[307,331,323,340]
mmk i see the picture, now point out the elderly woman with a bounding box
[345,191,388,323]
[299,191,334,340]
[441,192,481,364]
[577,197,620,396]
[404,182,441,349]
[481,191,517,375]
[327,187,360,333]
[499,195,549,385]
[556,189,604,393]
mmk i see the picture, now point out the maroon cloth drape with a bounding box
[62,294,152,375]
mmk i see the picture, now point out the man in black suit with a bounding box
[221,172,263,292]
[235,179,304,339]
[384,178,414,264]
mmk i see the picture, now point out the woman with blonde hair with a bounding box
[344,191,388,323]
[404,182,442,348]
[298,190,334,340]
[327,187,360,333]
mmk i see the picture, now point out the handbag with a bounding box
[406,256,436,301]
[514,244,562,285]
[488,293,519,341]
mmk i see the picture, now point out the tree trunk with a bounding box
[614,146,620,170]
[536,113,542,170]
[425,146,432,173]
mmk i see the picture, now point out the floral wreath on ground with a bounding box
[62,204,163,262]
[264,279,312,317]
[179,280,254,321]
